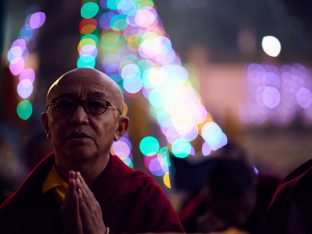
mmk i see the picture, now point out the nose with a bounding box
[69,105,89,124]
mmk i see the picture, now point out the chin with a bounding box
[63,148,98,162]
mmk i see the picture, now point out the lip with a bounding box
[67,132,91,139]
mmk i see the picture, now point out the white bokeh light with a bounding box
[261,35,281,57]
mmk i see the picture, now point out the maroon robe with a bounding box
[0,153,184,234]
[265,158,312,234]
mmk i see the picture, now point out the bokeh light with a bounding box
[241,63,312,125]
[16,100,33,120]
[98,0,227,181]
[262,35,281,57]
[17,79,33,98]
[163,172,171,189]
[201,122,228,151]
[29,11,46,29]
[77,1,99,69]
[202,142,212,156]
[262,87,281,109]
[296,87,312,109]
[139,136,160,156]
[19,68,35,82]
[81,2,99,19]
[7,7,46,120]
[171,138,191,158]
[111,134,133,167]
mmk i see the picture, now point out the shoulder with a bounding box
[121,168,163,196]
[265,158,312,233]
[0,154,54,211]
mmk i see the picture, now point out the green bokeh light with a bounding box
[17,100,32,120]
[81,33,99,45]
[81,2,99,19]
[107,0,121,10]
[77,55,96,68]
[100,32,125,52]
[140,136,160,156]
[110,14,128,31]
[171,138,191,158]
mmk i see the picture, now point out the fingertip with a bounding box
[69,170,75,178]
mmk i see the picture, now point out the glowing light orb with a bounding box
[77,55,96,68]
[81,2,99,19]
[111,140,131,157]
[79,18,97,34]
[11,39,26,50]
[110,14,128,31]
[148,158,164,176]
[163,172,171,189]
[262,35,281,57]
[117,0,137,15]
[79,44,98,57]
[99,12,115,29]
[262,86,281,109]
[29,12,46,29]
[9,58,25,76]
[140,136,160,156]
[201,122,227,150]
[135,7,157,28]
[121,63,141,80]
[17,79,33,98]
[17,100,32,120]
[171,138,191,158]
[19,68,35,82]
[7,46,23,63]
[202,142,212,156]
[123,78,143,93]
[106,0,120,10]
[81,33,99,44]
[296,87,312,109]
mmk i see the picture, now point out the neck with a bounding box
[54,153,110,186]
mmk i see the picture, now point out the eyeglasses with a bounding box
[47,97,120,116]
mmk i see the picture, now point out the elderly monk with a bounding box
[0,68,184,234]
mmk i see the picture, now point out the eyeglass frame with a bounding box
[47,96,122,116]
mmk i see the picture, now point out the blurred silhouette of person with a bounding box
[0,68,184,234]
[179,158,257,233]
[245,173,281,234]
[265,158,312,234]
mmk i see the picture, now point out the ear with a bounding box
[41,112,51,138]
[114,116,129,141]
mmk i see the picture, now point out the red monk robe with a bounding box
[0,154,184,234]
[265,158,312,234]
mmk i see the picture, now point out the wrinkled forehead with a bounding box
[47,69,122,107]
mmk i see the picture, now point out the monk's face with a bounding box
[41,68,128,165]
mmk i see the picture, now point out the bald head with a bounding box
[46,68,125,114]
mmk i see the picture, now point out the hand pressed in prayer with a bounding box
[62,171,108,234]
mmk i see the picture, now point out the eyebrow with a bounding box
[54,92,108,99]
[92,92,108,99]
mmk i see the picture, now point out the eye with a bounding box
[54,98,76,112]
[86,100,108,114]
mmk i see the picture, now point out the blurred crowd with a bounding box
[173,142,282,234]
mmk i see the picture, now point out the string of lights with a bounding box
[97,0,228,188]
[7,7,46,120]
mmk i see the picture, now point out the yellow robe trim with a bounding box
[42,166,68,203]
